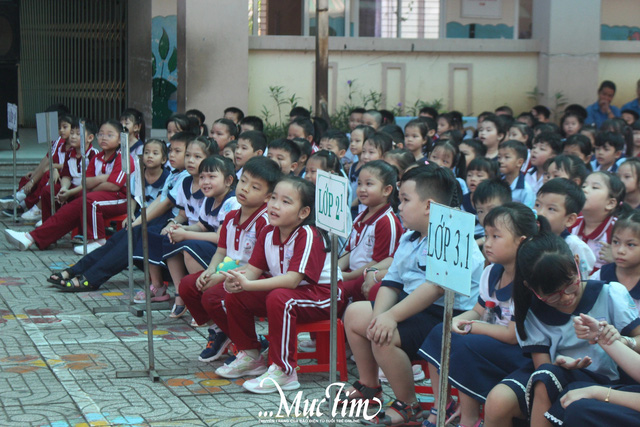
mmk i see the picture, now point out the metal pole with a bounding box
[315,0,329,122]
[140,156,156,378]
[80,121,87,255]
[47,116,56,216]
[436,289,455,427]
[122,132,135,303]
[328,232,338,426]
[11,130,17,223]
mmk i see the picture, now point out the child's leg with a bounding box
[425,362,443,423]
[87,192,127,241]
[531,381,553,427]
[484,384,522,427]
[183,251,203,274]
[201,283,229,332]
[148,264,165,289]
[344,301,379,388]
[371,330,416,403]
[29,197,82,249]
[166,253,187,305]
[458,393,482,426]
[180,271,211,326]
[224,289,270,352]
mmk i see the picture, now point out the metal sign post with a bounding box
[7,103,18,223]
[36,111,59,218]
[315,170,349,421]
[116,156,188,381]
[80,121,88,256]
[425,203,475,427]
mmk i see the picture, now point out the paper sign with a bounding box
[133,160,144,207]
[425,202,476,296]
[35,111,59,143]
[7,103,17,131]
[315,169,350,238]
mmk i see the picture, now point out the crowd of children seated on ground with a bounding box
[3,78,640,426]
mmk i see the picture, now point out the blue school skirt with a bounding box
[418,323,529,402]
[500,363,612,418]
[546,382,640,426]
[161,238,216,269]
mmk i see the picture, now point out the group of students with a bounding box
[2,87,640,425]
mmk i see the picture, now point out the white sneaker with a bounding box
[242,364,300,394]
[21,205,42,222]
[0,191,24,210]
[3,230,34,251]
[298,338,316,352]
[15,190,26,203]
[379,364,425,383]
[73,240,104,255]
[215,351,267,379]
[35,220,42,227]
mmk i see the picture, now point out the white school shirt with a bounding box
[217,204,269,265]
[508,173,535,209]
[160,169,189,217]
[517,281,640,381]
[524,168,544,196]
[590,263,640,315]
[561,230,596,279]
[478,264,514,327]
[569,215,617,271]
[60,146,100,187]
[129,168,170,208]
[249,224,341,285]
[171,175,205,225]
[346,204,403,271]
[198,192,241,232]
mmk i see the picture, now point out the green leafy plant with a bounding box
[260,86,305,141]
[526,86,568,122]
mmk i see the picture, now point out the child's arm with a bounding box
[465,319,519,345]
[222,268,303,292]
[561,387,640,412]
[338,252,350,273]
[196,248,228,291]
[169,222,219,244]
[161,211,188,235]
[532,352,552,369]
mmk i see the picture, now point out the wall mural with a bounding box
[601,25,640,41]
[152,15,178,128]
[446,22,513,39]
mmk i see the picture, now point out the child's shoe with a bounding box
[21,205,41,222]
[215,351,267,379]
[379,364,425,382]
[242,363,300,394]
[298,338,316,352]
[198,330,231,362]
[73,240,105,255]
[133,285,170,304]
[3,229,34,251]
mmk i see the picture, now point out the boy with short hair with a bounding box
[318,130,349,178]
[498,140,535,208]
[180,156,282,362]
[592,131,626,172]
[348,108,366,132]
[534,178,596,277]
[472,179,512,246]
[267,138,301,175]
[224,107,244,124]
[234,131,267,179]
[239,116,264,133]
[287,118,315,148]
[525,131,562,194]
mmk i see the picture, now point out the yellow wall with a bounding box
[601,0,640,27]
[248,49,537,119]
[599,54,640,106]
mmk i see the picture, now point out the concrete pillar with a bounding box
[533,0,601,112]
[177,0,249,123]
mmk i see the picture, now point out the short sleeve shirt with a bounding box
[172,176,205,225]
[591,263,640,315]
[346,204,403,270]
[60,146,99,187]
[217,204,269,265]
[569,215,617,271]
[198,192,241,232]
[478,264,514,327]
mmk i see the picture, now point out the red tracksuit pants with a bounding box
[19,172,50,210]
[180,272,228,329]
[30,191,127,249]
[224,284,345,375]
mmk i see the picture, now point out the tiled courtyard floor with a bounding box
[0,219,437,427]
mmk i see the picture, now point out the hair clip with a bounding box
[424,160,429,165]
[620,201,624,206]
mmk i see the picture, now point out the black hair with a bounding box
[199,155,237,189]
[533,131,563,154]
[350,107,367,115]
[352,125,376,142]
[619,158,640,191]
[499,140,528,161]
[289,106,311,119]
[242,156,282,192]
[379,109,395,126]
[612,210,640,241]
[166,113,198,134]
[364,110,383,128]
[237,130,267,154]
[291,137,312,164]
[187,136,219,156]
[360,160,399,210]
[495,105,514,117]
[589,171,633,218]
[516,112,536,128]
[120,108,146,142]
[186,109,208,136]
[533,122,561,135]
[481,113,507,138]
[460,139,488,159]
[224,140,238,153]
[240,115,264,132]
[170,131,197,145]
[379,124,404,147]
[594,131,625,152]
[59,114,75,127]
[289,118,314,140]
[513,232,576,339]
[383,149,416,177]
[546,154,589,186]
[405,119,432,154]
[213,118,239,139]
[509,122,534,149]
[564,104,588,121]
[565,134,593,160]
[598,80,616,93]
[419,106,439,118]
[72,118,98,138]
[101,119,123,135]
[431,140,466,179]
[438,112,463,131]
[560,111,584,138]
[269,138,302,163]
[472,179,512,205]
[622,109,640,122]
[224,107,245,122]
[485,202,550,250]
[537,178,586,215]
[400,164,459,207]
[313,116,329,142]
[365,132,394,156]
[321,129,349,152]
[532,105,551,120]
[143,138,169,163]
[307,150,343,175]
[467,157,499,179]
[600,119,633,155]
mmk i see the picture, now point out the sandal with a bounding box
[58,275,94,293]
[340,380,383,403]
[423,399,458,427]
[134,284,170,304]
[170,304,187,318]
[361,399,423,426]
[48,268,74,286]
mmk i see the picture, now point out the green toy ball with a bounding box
[216,256,239,273]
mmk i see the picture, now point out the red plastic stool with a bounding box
[71,213,128,241]
[268,319,349,382]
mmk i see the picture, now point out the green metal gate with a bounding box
[20,0,127,126]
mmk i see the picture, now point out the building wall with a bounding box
[599,53,640,105]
